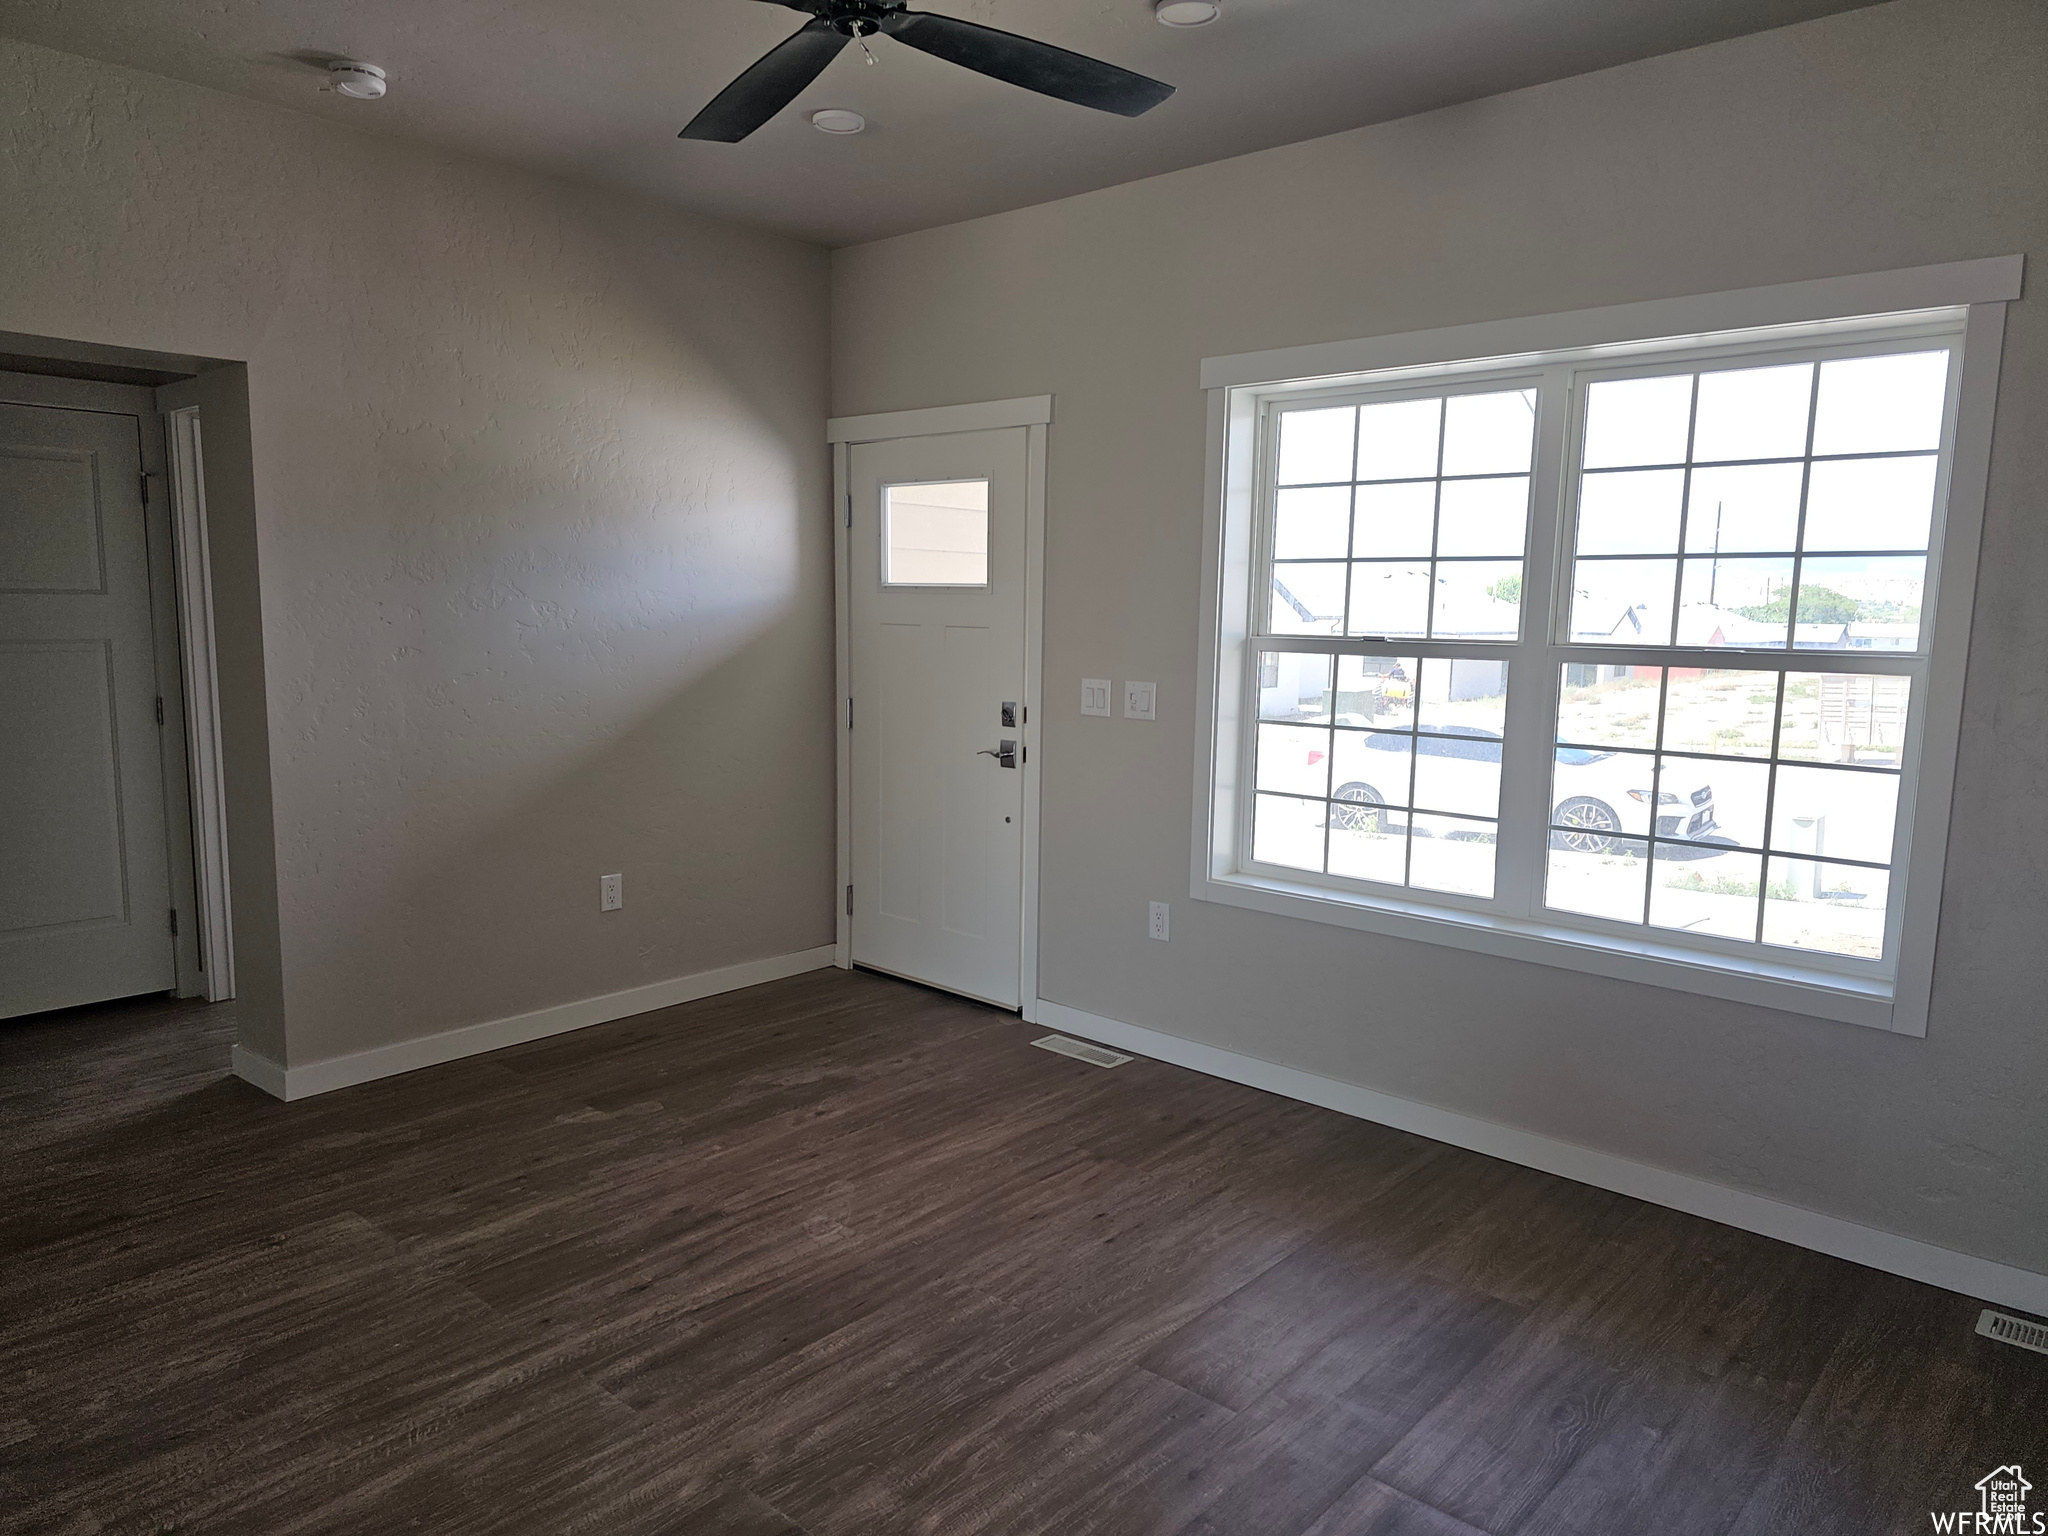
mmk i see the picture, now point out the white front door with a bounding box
[0,402,177,1018]
[848,427,1028,1008]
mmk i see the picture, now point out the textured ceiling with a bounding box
[0,0,1883,245]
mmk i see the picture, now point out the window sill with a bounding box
[1193,867,1901,1032]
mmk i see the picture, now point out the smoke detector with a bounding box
[1154,0,1221,26]
[328,61,387,100]
[810,108,867,134]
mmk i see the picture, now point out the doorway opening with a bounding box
[1,331,262,1026]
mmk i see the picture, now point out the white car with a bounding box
[1311,728,1722,851]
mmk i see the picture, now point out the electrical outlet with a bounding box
[600,873,623,912]
[1124,681,1157,721]
[1148,901,1169,941]
[1081,678,1112,717]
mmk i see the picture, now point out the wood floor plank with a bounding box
[1300,1477,1494,1536]
[4,968,2039,1536]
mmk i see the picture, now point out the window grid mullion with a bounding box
[1667,373,1702,645]
[1493,367,1572,919]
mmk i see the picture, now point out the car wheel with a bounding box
[1551,796,1621,853]
[1330,782,1387,833]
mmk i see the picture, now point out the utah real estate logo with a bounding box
[1932,1466,2041,1534]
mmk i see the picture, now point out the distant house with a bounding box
[1846,621,1919,649]
[1676,604,1788,648]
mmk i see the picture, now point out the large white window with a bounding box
[1194,261,2018,1033]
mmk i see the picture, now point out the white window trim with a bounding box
[1191,258,2021,1036]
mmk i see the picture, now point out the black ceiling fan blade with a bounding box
[876,10,1173,118]
[680,16,849,141]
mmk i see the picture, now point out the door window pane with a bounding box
[883,480,989,586]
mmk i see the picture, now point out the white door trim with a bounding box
[828,395,1053,446]
[163,406,235,1001]
[831,401,1050,1020]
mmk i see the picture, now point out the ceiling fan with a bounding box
[680,0,1175,143]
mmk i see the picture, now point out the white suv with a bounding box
[1320,728,1723,853]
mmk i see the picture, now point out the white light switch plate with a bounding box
[1123,681,1157,721]
[1081,678,1112,717]
[600,873,623,912]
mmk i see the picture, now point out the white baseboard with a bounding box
[229,1043,288,1099]
[1034,998,2048,1317]
[234,946,839,1102]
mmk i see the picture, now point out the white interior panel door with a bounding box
[1,402,176,1017]
[849,427,1027,1008]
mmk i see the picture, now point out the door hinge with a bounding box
[155,696,165,727]
[846,697,853,730]
[844,492,852,529]
[845,884,853,917]
[140,472,150,507]
[168,908,179,937]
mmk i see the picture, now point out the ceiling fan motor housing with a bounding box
[808,0,904,36]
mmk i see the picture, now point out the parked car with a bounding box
[1300,728,1722,852]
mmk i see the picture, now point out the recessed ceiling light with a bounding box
[810,108,867,135]
[328,61,387,99]
[1154,0,1220,27]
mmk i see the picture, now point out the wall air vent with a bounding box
[1977,1309,2048,1356]
[1031,1034,1132,1068]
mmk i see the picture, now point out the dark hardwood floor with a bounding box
[3,968,2042,1534]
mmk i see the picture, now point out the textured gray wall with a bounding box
[831,0,2048,1270]
[0,39,835,1066]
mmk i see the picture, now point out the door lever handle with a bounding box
[976,739,1018,769]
